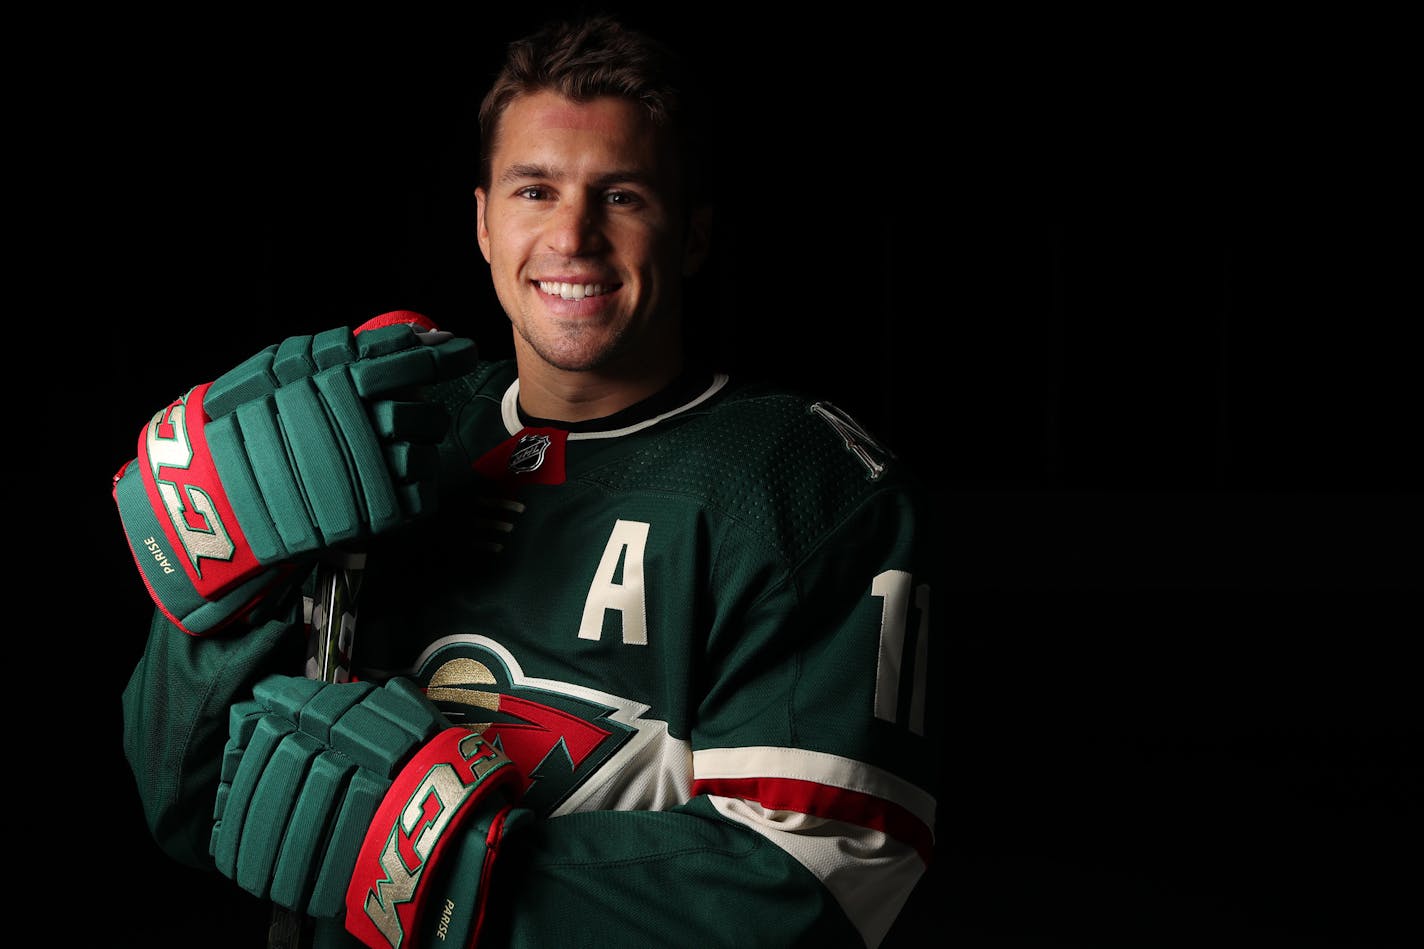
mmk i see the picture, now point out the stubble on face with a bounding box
[529,317,631,372]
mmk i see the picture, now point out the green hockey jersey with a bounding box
[123,360,941,948]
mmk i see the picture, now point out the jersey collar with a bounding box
[500,371,729,440]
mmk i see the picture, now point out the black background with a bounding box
[68,5,1418,946]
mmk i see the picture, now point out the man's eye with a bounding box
[605,191,641,207]
[517,186,549,200]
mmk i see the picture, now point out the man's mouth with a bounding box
[536,280,613,301]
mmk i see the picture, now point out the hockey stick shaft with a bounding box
[306,550,365,683]
[267,550,366,949]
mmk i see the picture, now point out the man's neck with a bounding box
[513,357,685,424]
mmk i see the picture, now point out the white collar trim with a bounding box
[500,374,730,439]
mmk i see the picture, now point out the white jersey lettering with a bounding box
[578,519,650,645]
[871,570,929,734]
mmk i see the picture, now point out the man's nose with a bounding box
[545,194,604,256]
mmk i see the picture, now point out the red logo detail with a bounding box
[472,427,568,486]
[139,382,258,596]
[485,694,611,792]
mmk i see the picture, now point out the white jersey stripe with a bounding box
[694,745,937,834]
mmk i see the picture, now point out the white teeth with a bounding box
[538,281,608,300]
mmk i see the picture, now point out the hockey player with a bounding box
[114,14,940,948]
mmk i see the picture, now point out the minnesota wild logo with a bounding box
[412,635,649,815]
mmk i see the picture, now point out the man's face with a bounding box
[476,90,705,378]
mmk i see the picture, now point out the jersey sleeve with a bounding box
[482,797,886,946]
[121,592,307,868]
[690,444,940,946]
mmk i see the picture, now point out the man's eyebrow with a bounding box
[499,163,553,184]
[497,163,658,189]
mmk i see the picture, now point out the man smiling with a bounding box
[116,14,940,948]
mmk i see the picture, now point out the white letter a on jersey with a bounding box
[577,519,650,645]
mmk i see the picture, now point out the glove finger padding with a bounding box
[210,675,524,949]
[202,318,444,416]
[211,676,446,913]
[369,400,450,443]
[112,312,477,635]
[207,319,475,550]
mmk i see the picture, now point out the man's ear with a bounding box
[682,204,714,276]
[475,187,493,263]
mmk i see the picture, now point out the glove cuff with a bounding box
[413,802,530,949]
[345,727,522,949]
[113,382,299,635]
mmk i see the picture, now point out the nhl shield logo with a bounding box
[509,433,552,474]
[472,427,566,486]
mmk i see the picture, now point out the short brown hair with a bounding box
[477,15,709,210]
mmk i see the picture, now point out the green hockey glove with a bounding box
[112,311,477,635]
[212,675,526,949]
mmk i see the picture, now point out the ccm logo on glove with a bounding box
[347,727,521,949]
[142,383,248,590]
